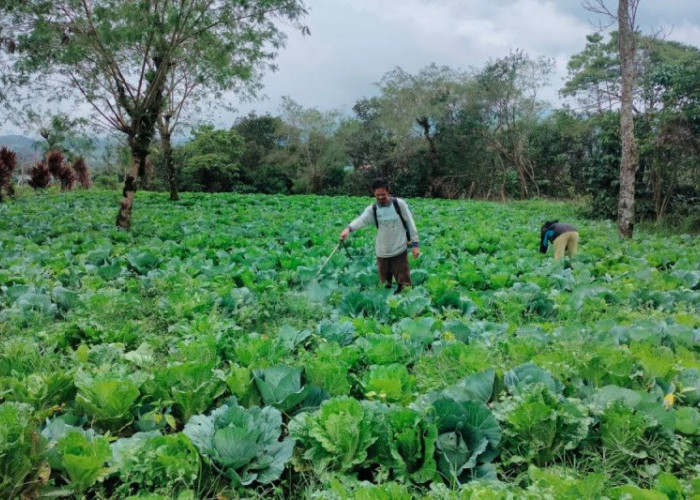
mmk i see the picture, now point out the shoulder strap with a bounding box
[373,203,378,228]
[392,198,408,230]
[393,198,411,242]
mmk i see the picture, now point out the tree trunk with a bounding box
[158,116,179,201]
[417,117,440,197]
[617,0,638,238]
[159,123,179,201]
[116,152,141,229]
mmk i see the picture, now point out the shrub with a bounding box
[72,157,91,189]
[46,150,76,191]
[0,146,17,202]
[28,162,51,190]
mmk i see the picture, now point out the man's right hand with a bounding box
[340,227,350,240]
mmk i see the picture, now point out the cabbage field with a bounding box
[1,190,699,499]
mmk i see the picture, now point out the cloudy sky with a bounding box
[225,0,700,121]
[3,0,700,136]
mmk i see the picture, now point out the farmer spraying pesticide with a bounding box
[340,178,420,293]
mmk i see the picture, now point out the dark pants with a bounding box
[377,251,412,291]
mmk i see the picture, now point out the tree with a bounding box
[564,32,700,222]
[0,15,27,108]
[639,41,700,221]
[345,97,397,189]
[375,64,471,196]
[474,51,553,199]
[278,97,343,194]
[616,0,639,237]
[232,113,292,193]
[561,33,620,113]
[6,0,307,229]
[21,112,95,161]
[176,126,245,192]
[583,0,640,237]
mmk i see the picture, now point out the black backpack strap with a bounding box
[392,198,411,242]
[373,203,378,228]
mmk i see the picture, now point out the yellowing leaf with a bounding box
[663,392,675,410]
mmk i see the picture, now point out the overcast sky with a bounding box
[223,0,700,121]
[3,0,700,136]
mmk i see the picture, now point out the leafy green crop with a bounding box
[74,370,141,432]
[498,385,592,466]
[362,363,415,404]
[183,397,293,486]
[0,402,38,498]
[55,430,113,492]
[289,396,378,472]
[252,365,309,412]
[386,408,438,483]
[2,191,699,497]
[149,361,226,423]
[115,433,200,496]
[431,398,502,484]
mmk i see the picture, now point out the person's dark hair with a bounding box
[541,219,558,231]
[371,178,389,191]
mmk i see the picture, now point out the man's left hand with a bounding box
[411,247,420,258]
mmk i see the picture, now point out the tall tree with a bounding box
[584,0,640,237]
[561,33,620,113]
[278,96,342,193]
[6,0,307,229]
[474,50,553,199]
[376,64,470,196]
[616,0,639,237]
[563,31,700,221]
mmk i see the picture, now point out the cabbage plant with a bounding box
[183,398,293,486]
[0,402,38,498]
[288,396,378,472]
[431,398,501,485]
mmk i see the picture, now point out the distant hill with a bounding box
[0,135,40,166]
[1,133,190,170]
[0,134,109,168]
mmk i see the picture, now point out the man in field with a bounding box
[340,178,420,293]
[539,220,579,260]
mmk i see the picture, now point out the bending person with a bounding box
[540,220,579,260]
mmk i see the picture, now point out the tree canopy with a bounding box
[4,0,307,227]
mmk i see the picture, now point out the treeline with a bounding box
[145,35,699,228]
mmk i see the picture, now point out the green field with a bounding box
[1,191,699,499]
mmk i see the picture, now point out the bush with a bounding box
[28,162,52,190]
[46,150,76,191]
[0,147,17,202]
[180,153,241,192]
[250,164,293,194]
[72,157,92,189]
[92,173,121,190]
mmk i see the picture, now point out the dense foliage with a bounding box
[144,35,700,229]
[0,190,698,498]
[3,0,308,228]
